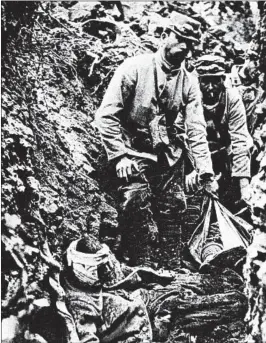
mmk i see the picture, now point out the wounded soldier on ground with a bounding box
[61,235,154,343]
[61,235,247,343]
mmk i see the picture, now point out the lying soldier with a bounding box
[61,234,172,343]
[61,235,247,343]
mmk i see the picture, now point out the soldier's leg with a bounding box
[66,305,100,343]
[118,157,159,267]
[63,276,101,343]
[152,159,187,270]
[99,292,152,343]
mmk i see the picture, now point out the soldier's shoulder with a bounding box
[120,53,154,69]
[183,68,200,88]
[112,53,153,80]
[225,86,243,103]
[183,67,199,81]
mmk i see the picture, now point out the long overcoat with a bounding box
[95,50,214,175]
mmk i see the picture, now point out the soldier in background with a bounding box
[187,55,253,212]
[236,55,264,135]
[184,55,253,269]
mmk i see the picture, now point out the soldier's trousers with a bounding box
[116,156,186,267]
[66,289,152,343]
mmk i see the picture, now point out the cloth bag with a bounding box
[188,196,252,265]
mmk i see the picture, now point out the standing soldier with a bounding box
[185,55,253,270]
[191,55,253,211]
[95,14,217,267]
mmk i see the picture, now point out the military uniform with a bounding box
[199,72,252,210]
[188,55,253,268]
[204,88,252,175]
[95,50,212,172]
[194,55,252,208]
[95,17,214,267]
[62,240,153,343]
[95,48,214,266]
[237,84,264,135]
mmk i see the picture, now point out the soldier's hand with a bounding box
[199,173,220,199]
[185,170,201,194]
[240,178,251,204]
[203,179,219,199]
[116,156,139,181]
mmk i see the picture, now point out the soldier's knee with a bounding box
[119,182,152,212]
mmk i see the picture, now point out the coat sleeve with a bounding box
[227,89,253,178]
[94,60,137,161]
[184,77,214,176]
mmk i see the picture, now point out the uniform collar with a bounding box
[155,48,181,76]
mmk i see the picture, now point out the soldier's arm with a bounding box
[227,89,253,202]
[227,88,252,179]
[94,60,136,161]
[184,78,214,178]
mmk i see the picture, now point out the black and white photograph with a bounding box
[1,1,266,342]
